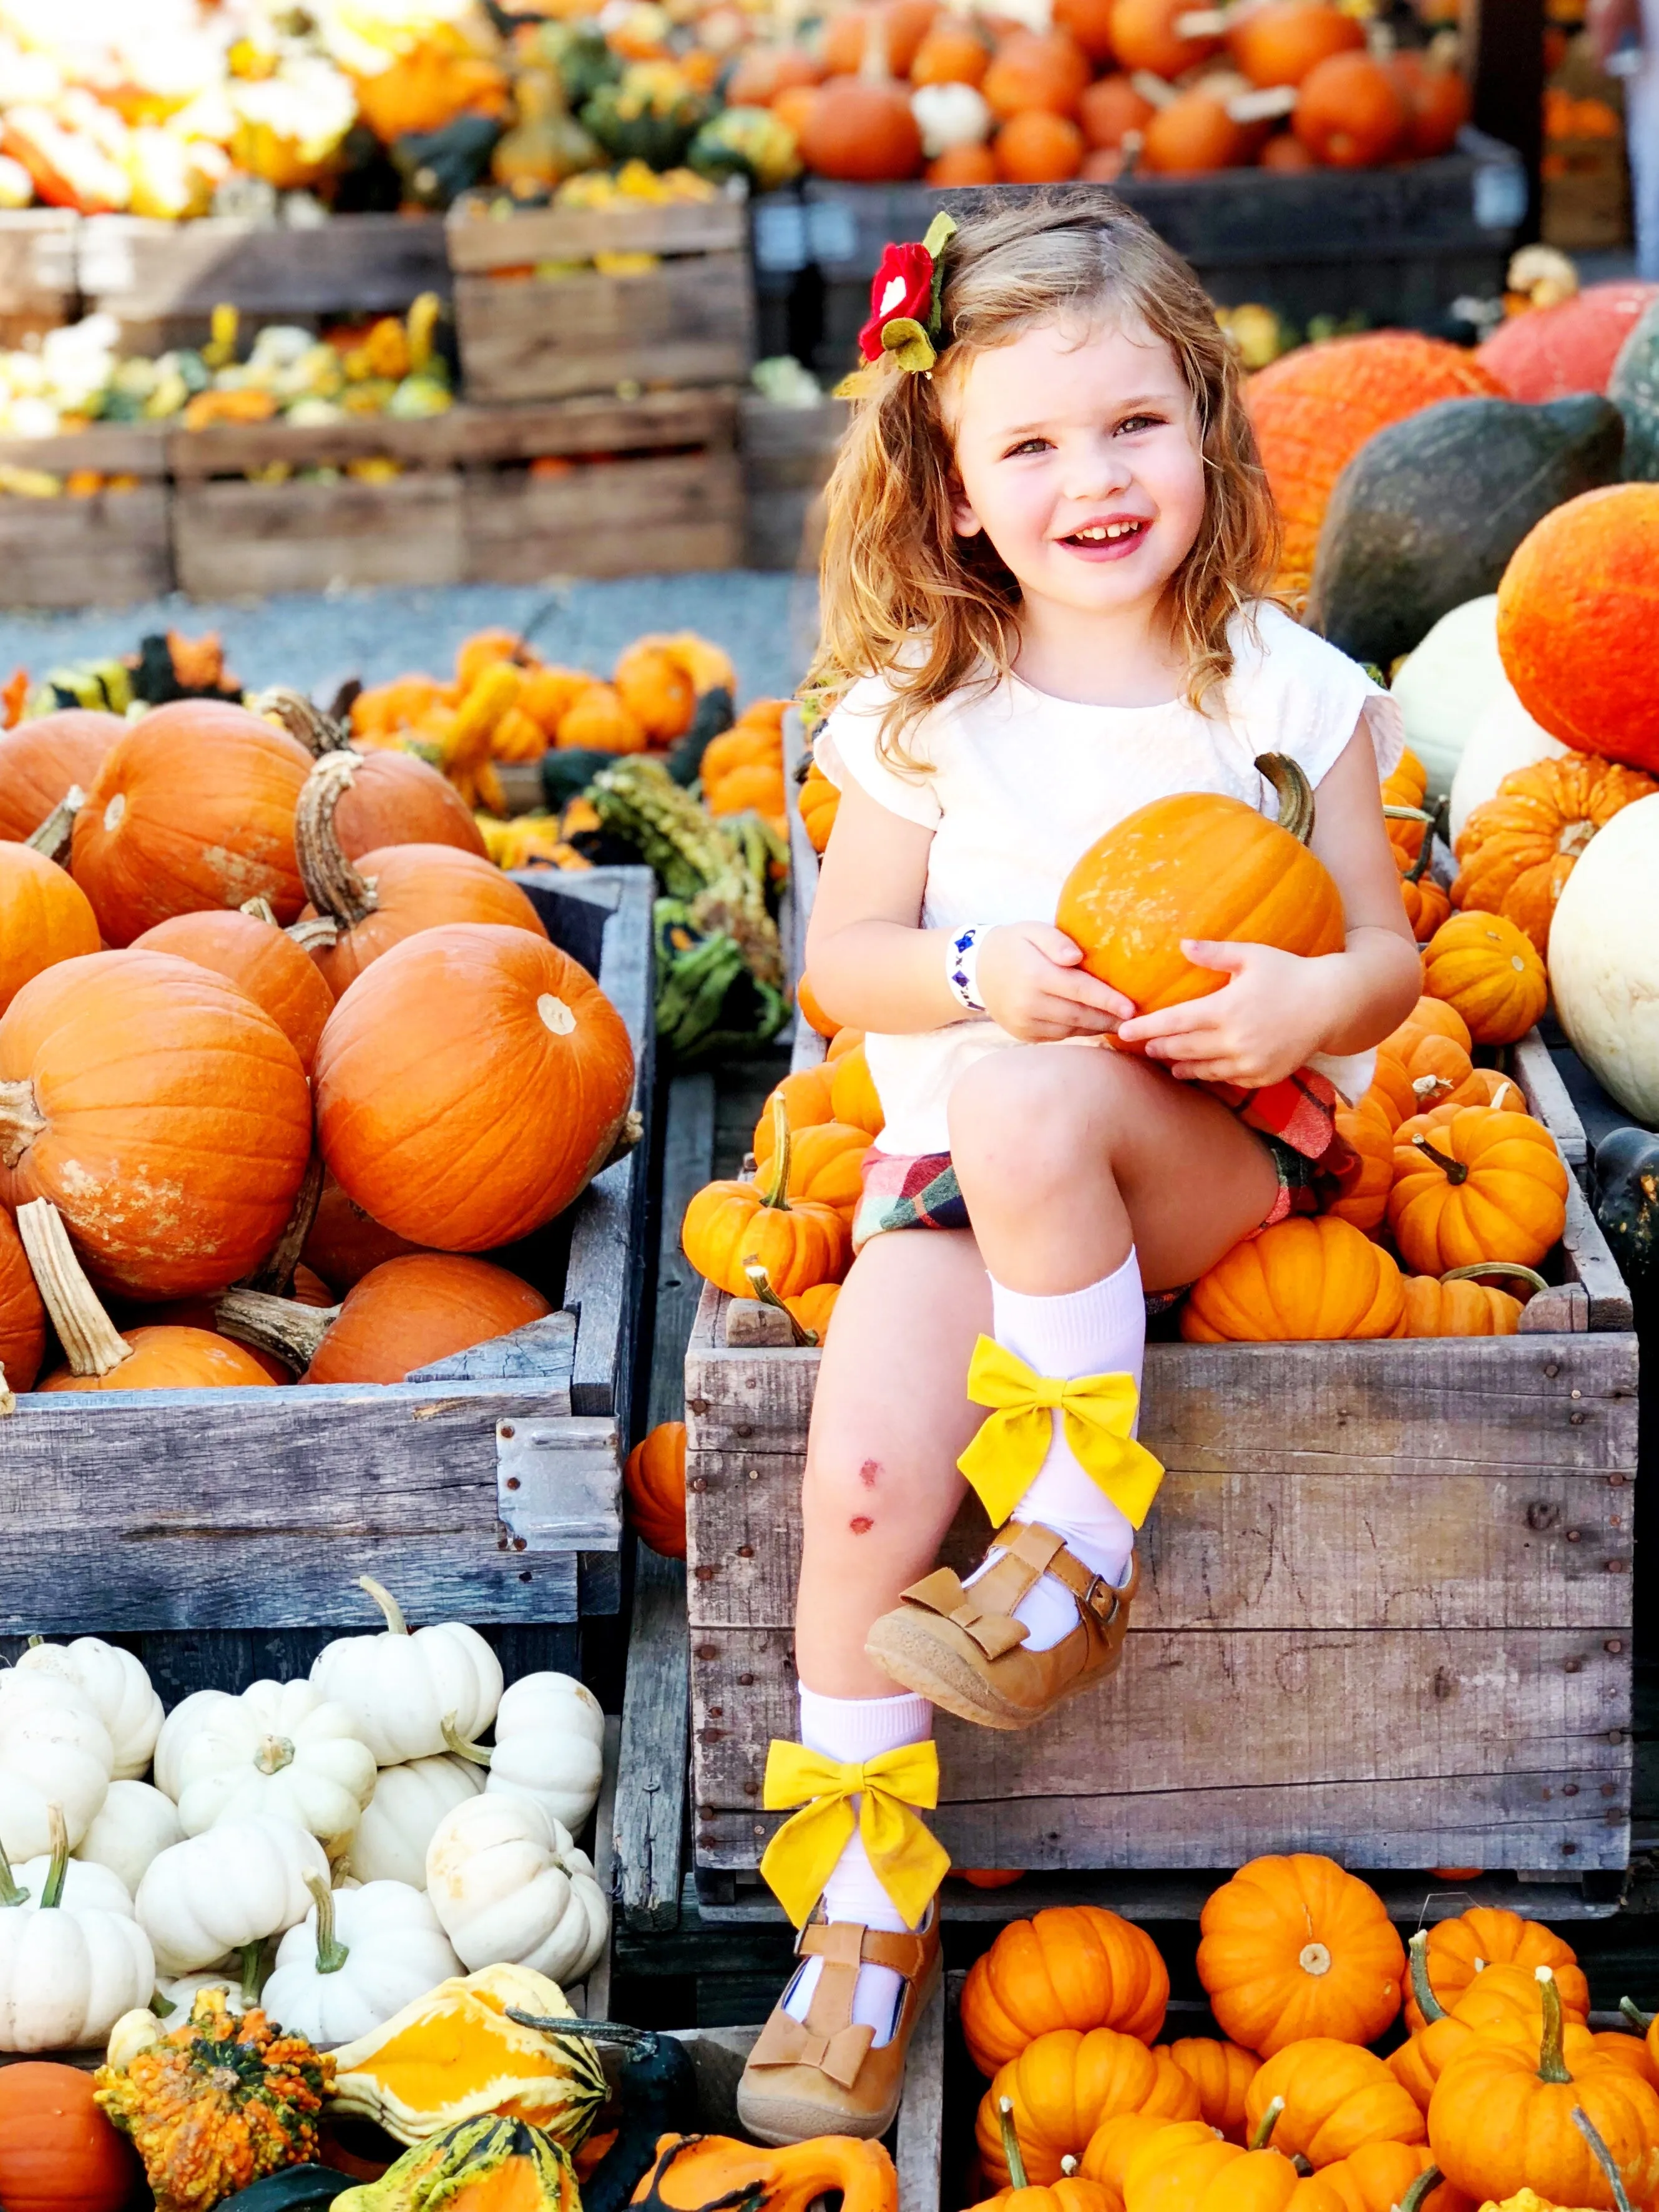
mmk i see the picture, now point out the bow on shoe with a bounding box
[758,1741,949,1929]
[746,2008,874,2086]
[956,1338,1165,1528]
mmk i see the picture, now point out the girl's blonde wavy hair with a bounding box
[806,191,1280,769]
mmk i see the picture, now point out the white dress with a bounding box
[816,602,1406,1158]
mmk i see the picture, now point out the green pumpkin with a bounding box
[1592,1126,1659,1310]
[1610,294,1659,480]
[526,21,623,108]
[581,64,710,169]
[687,105,801,192]
[1306,391,1625,667]
[331,2115,577,2212]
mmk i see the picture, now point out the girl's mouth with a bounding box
[1058,518,1151,559]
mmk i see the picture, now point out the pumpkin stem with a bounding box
[240,1937,272,2005]
[24,782,84,866]
[286,915,340,953]
[1407,1931,1447,2025]
[1439,1261,1549,1298]
[242,1151,325,1299]
[1620,1997,1655,2033]
[1411,1132,1469,1186]
[1396,2170,1446,2212]
[1249,2096,1284,2151]
[151,1989,177,2017]
[0,1829,29,1908]
[441,1711,493,1768]
[240,896,279,926]
[1535,1966,1572,2085]
[997,2096,1030,2191]
[214,1287,335,1374]
[1059,2158,1079,2177]
[358,1575,409,1635]
[741,1260,816,1346]
[304,1870,350,1976]
[1384,805,1436,886]
[0,1359,12,1421]
[512,2014,658,2058]
[1254,753,1316,844]
[15,1198,130,1377]
[295,750,379,929]
[251,686,352,756]
[1572,2105,1636,2212]
[254,1734,296,1778]
[1290,2156,1314,2178]
[757,1094,794,1212]
[0,1079,47,1173]
[39,1803,68,1910]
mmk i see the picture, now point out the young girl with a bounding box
[734,197,1422,2148]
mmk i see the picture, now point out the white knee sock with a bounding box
[782,1685,932,2047]
[966,1247,1146,1652]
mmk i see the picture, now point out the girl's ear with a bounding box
[952,487,983,539]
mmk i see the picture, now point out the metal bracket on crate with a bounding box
[495,1416,624,1551]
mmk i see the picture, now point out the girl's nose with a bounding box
[1059,439,1134,502]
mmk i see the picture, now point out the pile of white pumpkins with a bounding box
[0,1577,609,2055]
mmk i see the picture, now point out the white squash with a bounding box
[16,1638,162,1781]
[1549,791,1659,1123]
[311,1578,502,1765]
[348,1753,481,1888]
[152,1689,238,1802]
[1448,680,1569,844]
[1388,594,1507,801]
[135,1814,329,1975]
[262,1875,463,2046]
[449,1673,605,1835]
[910,81,991,156]
[426,1794,607,1985]
[76,1779,183,1897]
[174,1678,376,1846]
[0,1806,154,2050]
[158,1957,262,2017]
[6,1846,130,1916]
[0,1670,114,1857]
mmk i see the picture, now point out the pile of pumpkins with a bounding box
[951,1861,1659,2211]
[0,680,639,1402]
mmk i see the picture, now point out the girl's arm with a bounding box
[1114,723,1423,1087]
[807,767,1131,1039]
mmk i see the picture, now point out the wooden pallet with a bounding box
[0,424,172,607]
[0,208,78,344]
[0,868,655,1696]
[447,199,755,406]
[738,395,847,572]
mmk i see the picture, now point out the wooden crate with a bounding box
[447,199,755,405]
[0,425,171,608]
[0,869,655,1696]
[738,395,847,572]
[1543,137,1633,251]
[0,208,78,344]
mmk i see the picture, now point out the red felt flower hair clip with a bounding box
[838,211,957,394]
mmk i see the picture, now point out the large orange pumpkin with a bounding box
[0,1202,45,1394]
[315,923,634,1253]
[1197,1856,1406,2058]
[1293,52,1407,167]
[1245,2041,1427,2166]
[0,710,123,844]
[0,2060,140,2212]
[132,906,336,1075]
[1418,911,1549,1044]
[1107,0,1220,77]
[325,747,489,863]
[1404,1909,1589,2034]
[961,1906,1170,2075]
[1227,2,1364,87]
[1450,755,1657,955]
[1180,1216,1405,1343]
[625,1419,687,1558]
[1246,336,1502,590]
[1158,2038,1261,2145]
[301,1177,429,1292]
[70,701,312,944]
[1056,755,1344,1033]
[1496,483,1659,776]
[797,67,923,181]
[982,30,1090,117]
[977,2028,1201,2184]
[0,951,313,1300]
[1386,1107,1568,1275]
[220,1251,551,1384]
[0,843,100,1017]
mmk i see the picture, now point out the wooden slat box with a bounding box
[0,867,655,1693]
[738,394,848,572]
[0,425,171,608]
[447,198,755,405]
[0,208,79,345]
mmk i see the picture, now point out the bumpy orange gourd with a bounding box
[1197,1856,1406,2058]
[1495,483,1659,776]
[1387,1107,1568,1274]
[1057,756,1344,1032]
[1451,756,1657,956]
[0,845,99,1017]
[1314,2142,1469,2211]
[132,908,335,1075]
[314,924,635,1253]
[682,1100,848,1301]
[0,1203,45,1394]
[0,710,123,844]
[961,1907,1170,2075]
[1245,2041,1426,2166]
[71,702,313,944]
[1321,1099,1394,1231]
[1158,2039,1261,2145]
[977,2030,1199,2185]
[1419,913,1548,1046]
[1180,1217,1405,1343]
[1404,1911,1588,2033]
[625,1421,687,1559]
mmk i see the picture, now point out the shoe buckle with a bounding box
[1080,1572,1120,1626]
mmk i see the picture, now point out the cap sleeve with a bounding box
[1226,603,1405,790]
[816,673,942,831]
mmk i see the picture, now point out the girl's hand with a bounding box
[1114,941,1341,1086]
[977,922,1135,1042]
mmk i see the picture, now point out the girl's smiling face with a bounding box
[946,313,1208,620]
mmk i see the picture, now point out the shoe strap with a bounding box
[989,1521,1138,1629]
[799,1917,933,1982]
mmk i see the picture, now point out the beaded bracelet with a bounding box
[946,924,989,1015]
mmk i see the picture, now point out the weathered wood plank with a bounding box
[447,198,747,271]
[649,1075,718,1433]
[453,255,755,404]
[576,1715,620,2022]
[0,487,173,610]
[79,213,451,328]
[171,474,463,598]
[0,209,78,326]
[0,426,168,477]
[1515,1027,1588,1173]
[896,1985,944,2212]
[1562,1172,1635,1333]
[412,1311,575,1382]
[463,455,743,584]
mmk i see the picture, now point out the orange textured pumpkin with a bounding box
[1293,51,1407,167]
[240,1253,551,1385]
[326,747,489,863]
[961,1906,1170,2075]
[1400,867,1452,942]
[1079,74,1155,147]
[0,950,312,1300]
[301,1177,428,1292]
[1368,1031,1484,1126]
[761,1118,869,1221]
[1321,1099,1394,1231]
[1451,755,1657,954]
[1387,1107,1568,1275]
[682,1102,848,1300]
[982,30,1090,117]
[1391,1932,1591,2113]
[1140,89,1251,171]
[1391,996,1472,1053]
[314,923,635,1252]
[0,710,123,844]
[1246,2041,1427,2166]
[967,2098,1117,2212]
[799,762,841,853]
[1390,51,1471,157]
[0,844,99,1017]
[1057,756,1344,1035]
[0,1203,45,1394]
[132,907,335,1075]
[798,69,923,181]
[1495,484,1659,776]
[1247,336,1502,590]
[1118,2122,1345,2211]
[1228,2,1364,87]
[1314,2143,1469,2212]
[926,143,998,183]
[1405,1909,1588,2034]
[996,109,1085,180]
[1181,1216,1405,1343]
[0,2060,139,2212]
[1419,911,1549,1045]
[786,1280,840,1339]
[1198,1856,1406,2058]
[625,1419,687,1558]
[1159,2038,1261,2145]
[1107,0,1220,77]
[615,644,697,746]
[1398,1266,1535,1338]
[556,683,647,756]
[977,2030,1200,2185]
[70,702,312,944]
[1079,2112,1201,2200]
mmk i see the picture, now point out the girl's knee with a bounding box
[948,1045,1129,1196]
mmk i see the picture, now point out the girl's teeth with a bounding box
[1074,522,1140,541]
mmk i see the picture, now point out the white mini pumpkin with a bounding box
[16,1638,162,1781]
[311,1578,502,1764]
[158,1959,262,2017]
[0,1670,114,1857]
[6,1847,130,1916]
[460,1673,605,1835]
[1447,678,1568,844]
[174,1678,376,1846]
[0,1806,154,2051]
[348,1753,481,1888]
[910,80,991,156]
[135,1814,329,1975]
[76,1779,184,1898]
[262,1876,463,2046]
[1549,791,1659,1123]
[426,1794,607,1985]
[153,1689,238,1803]
[1389,594,1507,801]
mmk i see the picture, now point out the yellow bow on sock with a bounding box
[956,1337,1165,1529]
[758,1740,950,1929]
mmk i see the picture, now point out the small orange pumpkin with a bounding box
[0,1203,46,1394]
[1107,0,1220,77]
[1293,51,1407,167]
[794,973,838,1037]
[1319,1098,1394,1232]
[1387,1107,1568,1275]
[1180,1218,1405,1343]
[1197,1856,1406,2057]
[763,1120,869,1221]
[1404,1909,1589,2033]
[786,1281,840,1340]
[1419,911,1548,1047]
[0,710,124,846]
[0,844,99,1018]
[1159,2038,1261,2145]
[1391,1931,1591,2115]
[969,2096,1117,2212]
[797,54,924,182]
[996,109,1085,181]
[1451,755,1657,956]
[977,2029,1200,2185]
[625,1420,687,1559]
[1314,2142,1469,2211]
[1120,2115,1346,2210]
[829,1043,884,1136]
[910,17,991,82]
[681,1100,849,1300]
[1368,1032,1484,1127]
[799,762,840,853]
[1079,2113,1201,2201]
[1390,50,1471,158]
[1390,996,1474,1055]
[961,1906,1170,2075]
[754,1062,839,1154]
[557,683,648,755]
[1397,1263,1542,1338]
[1078,74,1155,148]
[925,143,1000,184]
[1228,1,1364,87]
[1245,2040,1427,2166]
[614,644,697,746]
[1140,89,1252,172]
[982,29,1091,116]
